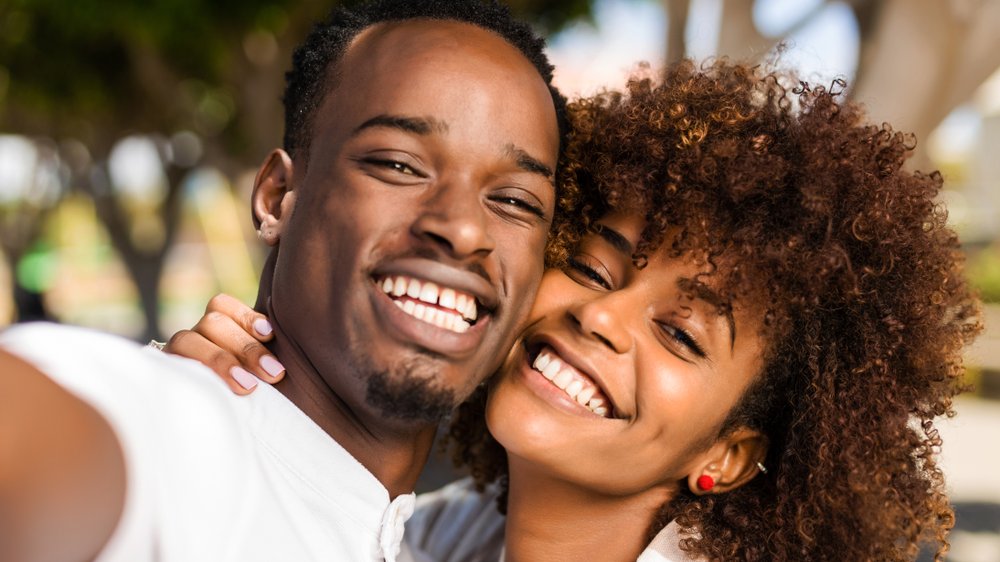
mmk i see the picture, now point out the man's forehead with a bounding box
[345,18,528,72]
[296,17,558,177]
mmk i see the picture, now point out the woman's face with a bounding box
[486,212,766,496]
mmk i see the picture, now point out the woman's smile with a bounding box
[530,345,616,417]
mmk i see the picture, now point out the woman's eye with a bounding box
[567,257,612,290]
[659,323,706,358]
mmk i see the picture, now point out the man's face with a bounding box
[267,20,560,422]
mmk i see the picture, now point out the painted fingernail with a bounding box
[253,318,273,336]
[260,355,285,377]
[230,366,258,390]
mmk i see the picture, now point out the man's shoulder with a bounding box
[0,322,228,398]
[1,321,140,353]
[0,324,270,560]
[1,323,268,560]
[0,322,247,454]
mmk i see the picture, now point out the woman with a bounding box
[167,60,980,560]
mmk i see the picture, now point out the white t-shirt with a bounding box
[1,323,415,562]
[401,478,700,562]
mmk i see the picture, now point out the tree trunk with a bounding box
[81,161,186,341]
[851,0,1000,169]
[663,0,690,64]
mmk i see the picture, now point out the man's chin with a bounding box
[364,361,461,424]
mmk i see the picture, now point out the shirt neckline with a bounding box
[239,383,416,560]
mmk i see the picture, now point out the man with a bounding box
[0,1,564,560]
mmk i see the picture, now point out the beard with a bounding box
[360,356,461,424]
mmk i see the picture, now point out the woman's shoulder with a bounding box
[638,521,705,562]
[403,477,506,562]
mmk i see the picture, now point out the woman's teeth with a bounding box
[532,348,612,417]
[379,275,478,334]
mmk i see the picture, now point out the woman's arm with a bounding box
[164,294,285,394]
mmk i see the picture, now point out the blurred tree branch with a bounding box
[665,0,1000,171]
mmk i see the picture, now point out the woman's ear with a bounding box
[252,149,297,246]
[687,428,768,495]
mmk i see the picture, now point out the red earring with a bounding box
[696,474,715,491]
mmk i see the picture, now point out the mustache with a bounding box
[407,246,494,286]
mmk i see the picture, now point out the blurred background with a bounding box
[1,0,998,559]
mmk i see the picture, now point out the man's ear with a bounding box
[686,427,768,496]
[252,149,297,246]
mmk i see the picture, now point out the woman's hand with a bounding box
[164,294,285,395]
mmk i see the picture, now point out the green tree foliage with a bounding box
[0,0,318,155]
[1,0,592,154]
[506,0,595,33]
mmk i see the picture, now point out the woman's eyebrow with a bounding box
[680,279,737,350]
[594,223,634,256]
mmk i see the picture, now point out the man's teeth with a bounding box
[532,348,612,417]
[379,275,478,333]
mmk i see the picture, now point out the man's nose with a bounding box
[567,291,633,355]
[411,181,495,259]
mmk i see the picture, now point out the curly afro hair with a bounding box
[282,0,567,161]
[449,59,982,561]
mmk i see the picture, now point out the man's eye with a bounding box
[659,323,706,358]
[383,161,415,175]
[567,257,612,290]
[365,158,422,176]
[489,195,545,219]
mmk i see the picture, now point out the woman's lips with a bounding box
[530,345,615,418]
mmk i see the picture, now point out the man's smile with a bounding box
[377,274,480,333]
[368,257,499,358]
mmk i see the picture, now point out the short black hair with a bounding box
[283,0,568,160]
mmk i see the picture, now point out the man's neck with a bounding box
[502,457,674,562]
[266,330,438,498]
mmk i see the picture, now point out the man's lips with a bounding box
[374,258,498,311]
[376,274,480,333]
[367,259,497,358]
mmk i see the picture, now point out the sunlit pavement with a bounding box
[931,396,1000,562]
[936,303,1000,561]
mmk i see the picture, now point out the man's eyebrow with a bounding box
[503,143,555,184]
[594,223,634,256]
[679,278,737,350]
[353,114,448,136]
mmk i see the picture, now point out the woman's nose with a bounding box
[567,292,633,354]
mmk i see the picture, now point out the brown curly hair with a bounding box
[449,59,982,561]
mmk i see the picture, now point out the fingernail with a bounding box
[260,355,285,377]
[230,366,258,390]
[253,318,273,336]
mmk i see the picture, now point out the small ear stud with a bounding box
[696,474,715,491]
[257,227,276,243]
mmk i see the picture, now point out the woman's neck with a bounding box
[502,457,676,562]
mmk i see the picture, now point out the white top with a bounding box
[401,478,700,562]
[1,323,415,562]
